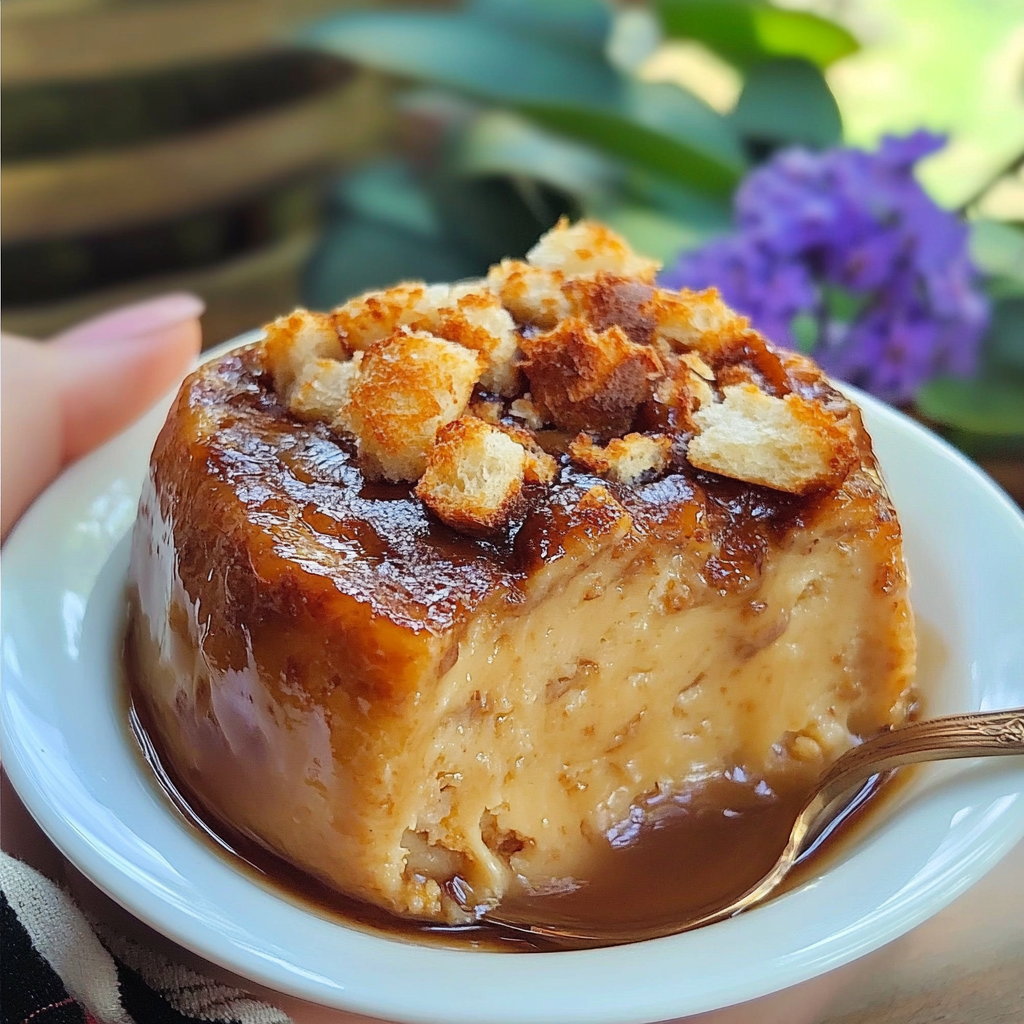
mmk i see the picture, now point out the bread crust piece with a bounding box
[264,309,346,392]
[521,317,663,437]
[288,354,363,425]
[432,288,520,397]
[569,432,672,484]
[331,282,448,351]
[526,217,661,281]
[260,220,859,511]
[688,384,859,495]
[346,331,482,482]
[486,259,569,328]
[415,417,528,534]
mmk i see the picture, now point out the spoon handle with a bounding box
[816,707,1024,809]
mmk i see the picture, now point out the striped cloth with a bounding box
[0,852,292,1024]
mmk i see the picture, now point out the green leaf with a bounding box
[530,80,743,196]
[454,111,623,200]
[790,312,819,353]
[334,159,440,238]
[985,296,1024,374]
[470,0,611,52]
[588,204,718,262]
[987,276,1024,300]
[426,174,570,265]
[300,11,744,193]
[300,12,618,107]
[971,219,1024,283]
[625,170,733,231]
[822,284,868,324]
[732,58,842,151]
[915,375,1024,435]
[304,218,480,308]
[656,0,859,70]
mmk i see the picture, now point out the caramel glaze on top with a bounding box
[159,339,893,671]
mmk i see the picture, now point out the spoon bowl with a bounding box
[488,707,1024,945]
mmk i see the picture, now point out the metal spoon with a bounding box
[489,707,1024,945]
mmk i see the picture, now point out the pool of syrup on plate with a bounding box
[124,652,921,953]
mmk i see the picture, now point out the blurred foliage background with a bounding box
[2,0,1023,497]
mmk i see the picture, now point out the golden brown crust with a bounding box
[347,331,482,481]
[288,354,363,425]
[642,286,748,353]
[520,317,663,437]
[687,384,859,495]
[569,432,672,484]
[264,309,346,393]
[331,282,445,351]
[486,259,569,328]
[258,218,876,534]
[431,288,520,397]
[415,417,528,534]
[562,272,656,345]
[527,217,661,282]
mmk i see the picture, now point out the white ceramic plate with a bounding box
[3,337,1024,1024]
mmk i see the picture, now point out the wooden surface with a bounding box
[819,839,1024,1024]
[1,0,363,86]
[2,73,390,244]
[979,458,1024,509]
[1,230,316,346]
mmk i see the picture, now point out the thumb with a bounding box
[1,337,63,540]
[1,294,203,541]
[52,294,203,464]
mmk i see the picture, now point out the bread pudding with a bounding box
[128,219,916,928]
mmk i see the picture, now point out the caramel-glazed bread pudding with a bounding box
[129,219,916,925]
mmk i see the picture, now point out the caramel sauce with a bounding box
[124,641,911,953]
[178,347,829,637]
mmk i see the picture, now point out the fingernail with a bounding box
[52,293,205,347]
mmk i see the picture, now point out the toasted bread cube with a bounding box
[653,379,705,434]
[468,395,504,425]
[416,417,529,533]
[493,422,558,484]
[287,354,363,425]
[527,218,661,282]
[687,384,858,494]
[654,353,716,427]
[645,287,748,352]
[522,448,558,485]
[347,332,483,482]
[263,309,346,393]
[681,351,715,381]
[434,287,521,396]
[562,272,658,346]
[569,432,672,484]
[486,259,570,328]
[507,395,546,430]
[521,317,663,436]
[332,282,447,351]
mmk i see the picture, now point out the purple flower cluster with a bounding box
[661,132,988,402]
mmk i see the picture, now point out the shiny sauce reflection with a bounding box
[125,642,915,952]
